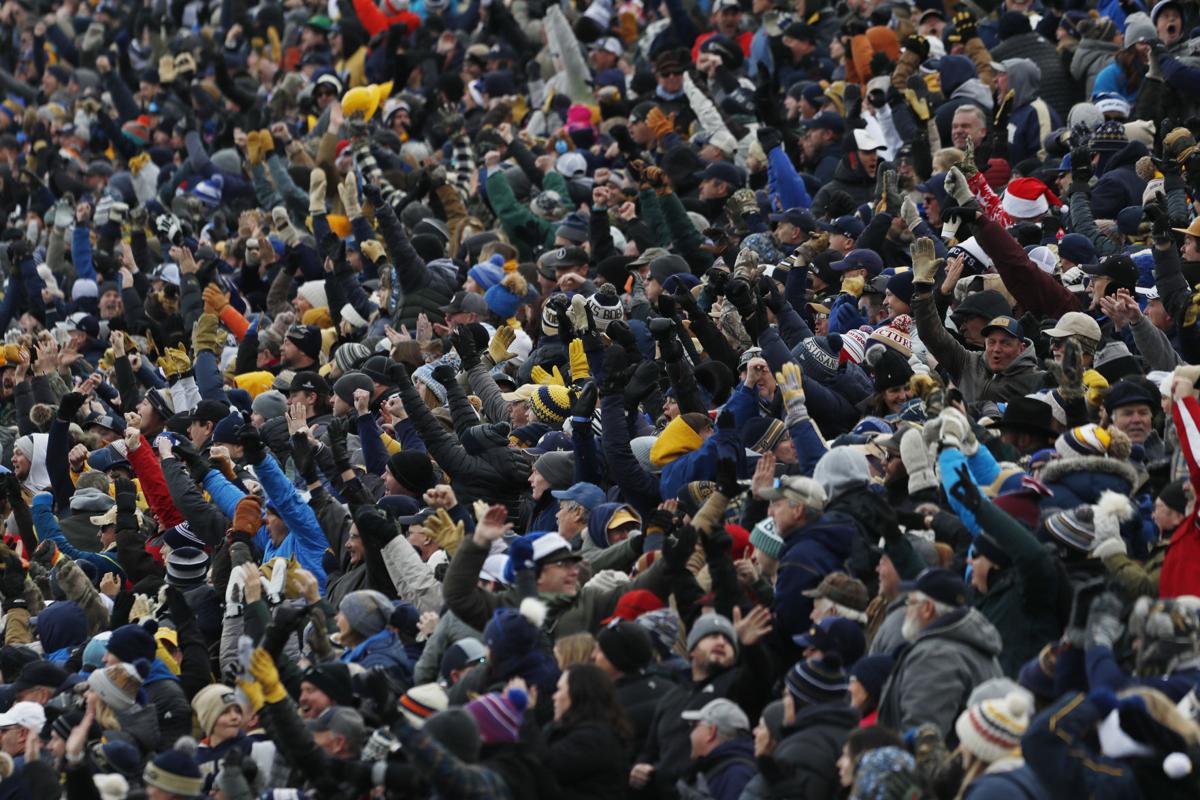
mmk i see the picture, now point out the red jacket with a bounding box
[1162,397,1200,598]
[128,436,185,529]
[353,0,420,37]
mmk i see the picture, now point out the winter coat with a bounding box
[975,217,1084,318]
[1091,141,1149,220]
[544,721,630,800]
[1038,454,1139,512]
[145,660,192,744]
[615,671,669,758]
[380,535,442,614]
[1004,59,1062,163]
[810,155,890,219]
[974,502,1062,676]
[340,629,413,685]
[397,376,532,520]
[442,537,669,639]
[676,737,757,800]
[912,289,1046,408]
[739,703,859,800]
[933,55,993,146]
[876,607,1004,737]
[114,702,161,755]
[412,609,483,685]
[965,763,1052,799]
[773,514,856,643]
[373,198,457,329]
[1071,39,1120,97]
[990,33,1074,119]
[1160,396,1200,597]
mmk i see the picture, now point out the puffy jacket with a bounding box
[1091,141,1149,220]
[341,629,413,685]
[739,702,859,800]
[810,154,889,219]
[876,607,1004,736]
[1038,452,1138,512]
[145,660,192,744]
[773,514,856,643]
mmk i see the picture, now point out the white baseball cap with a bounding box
[0,701,45,731]
[852,129,885,151]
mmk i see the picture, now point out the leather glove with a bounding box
[645,107,676,139]
[57,392,87,421]
[1144,191,1173,243]
[423,508,465,556]
[910,236,941,286]
[203,284,230,314]
[572,381,598,419]
[291,432,320,484]
[237,424,267,465]
[624,361,661,412]
[451,325,480,371]
[900,197,922,231]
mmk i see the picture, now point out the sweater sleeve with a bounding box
[127,438,185,528]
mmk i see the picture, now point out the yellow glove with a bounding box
[1185,289,1200,328]
[192,313,224,355]
[489,324,517,364]
[203,284,230,314]
[258,129,275,155]
[237,678,265,712]
[129,153,151,176]
[423,508,465,556]
[1082,369,1110,407]
[100,348,115,371]
[840,275,864,298]
[159,346,192,378]
[248,648,286,703]
[246,131,262,166]
[568,338,589,384]
[775,361,804,406]
[923,72,941,94]
[360,239,386,265]
[902,88,930,122]
[531,364,565,386]
[645,107,676,139]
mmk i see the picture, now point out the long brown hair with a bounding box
[559,664,632,745]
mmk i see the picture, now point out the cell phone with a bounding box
[1069,577,1107,630]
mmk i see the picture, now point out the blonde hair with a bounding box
[1119,687,1200,744]
[554,632,596,669]
[932,147,965,173]
[93,696,121,732]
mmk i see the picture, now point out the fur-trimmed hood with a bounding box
[1040,454,1138,488]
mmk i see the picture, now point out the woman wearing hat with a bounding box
[85,661,160,754]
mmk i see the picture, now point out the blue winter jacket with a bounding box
[30,494,125,583]
[341,629,413,685]
[773,515,856,642]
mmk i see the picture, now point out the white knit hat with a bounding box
[955,691,1031,764]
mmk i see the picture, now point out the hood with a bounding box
[650,416,705,467]
[952,79,995,112]
[14,432,50,493]
[938,55,977,95]
[1039,454,1138,495]
[915,607,1003,656]
[1100,140,1150,175]
[1004,58,1041,108]
[832,153,877,186]
[791,515,857,560]
[1071,39,1120,79]
[813,447,869,502]
[585,502,640,550]
[37,600,88,654]
[144,658,181,685]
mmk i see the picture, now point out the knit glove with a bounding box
[424,509,465,556]
[1085,592,1125,649]
[489,325,517,364]
[192,313,225,355]
[238,424,267,466]
[248,648,287,703]
[338,172,362,219]
[943,167,973,206]
[900,427,938,495]
[1091,529,1128,560]
[937,407,977,454]
[272,207,297,246]
[776,362,808,426]
[309,168,327,216]
[881,170,902,215]
[910,236,941,286]
[901,197,922,232]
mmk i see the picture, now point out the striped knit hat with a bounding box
[1043,504,1098,553]
[399,682,449,728]
[465,688,528,743]
[1054,423,1111,458]
[839,328,871,364]
[955,691,1031,764]
[785,654,849,706]
[749,518,784,560]
[867,314,913,357]
[531,385,572,426]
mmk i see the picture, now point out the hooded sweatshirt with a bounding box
[1005,58,1062,164]
[13,433,51,493]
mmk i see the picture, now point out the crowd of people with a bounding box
[3,0,1200,797]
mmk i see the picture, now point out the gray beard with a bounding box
[901,614,921,642]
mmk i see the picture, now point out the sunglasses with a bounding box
[658,69,683,77]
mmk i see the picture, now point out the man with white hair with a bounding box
[876,568,1003,736]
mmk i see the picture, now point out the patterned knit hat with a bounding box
[742,417,787,454]
[749,517,784,559]
[1054,423,1112,458]
[531,385,572,426]
[867,314,913,357]
[796,335,841,384]
[1043,504,1099,553]
[839,328,871,364]
[333,342,371,373]
[399,682,449,728]
[955,691,1031,764]
[586,284,625,331]
[88,661,147,711]
[1091,119,1128,151]
[785,654,849,706]
[851,747,921,800]
[465,688,528,743]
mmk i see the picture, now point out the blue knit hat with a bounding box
[191,175,223,207]
[411,364,448,404]
[786,654,849,706]
[468,255,505,290]
[483,599,561,694]
[484,273,528,318]
[107,623,157,663]
[849,654,895,703]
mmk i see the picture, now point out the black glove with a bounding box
[1,474,22,509]
[701,524,733,560]
[673,290,702,319]
[237,424,266,465]
[291,432,320,484]
[114,477,137,514]
[624,361,661,412]
[717,409,736,432]
[430,363,457,386]
[725,278,755,318]
[941,206,981,227]
[599,345,628,397]
[756,127,782,153]
[0,549,26,610]
[758,276,785,315]
[546,294,573,339]
[657,293,677,321]
[173,439,212,481]
[1144,191,1172,241]
[1070,144,1093,184]
[706,267,729,296]
[948,464,983,512]
[716,456,740,497]
[57,392,87,421]
[951,9,977,41]
[648,316,674,343]
[361,182,384,207]
[663,523,698,573]
[326,416,352,473]
[354,507,398,550]
[392,362,412,390]
[451,324,480,371]
[605,319,640,358]
[261,604,313,660]
[572,381,597,419]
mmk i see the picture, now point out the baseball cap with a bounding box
[1081,253,1138,287]
[831,249,883,275]
[629,247,670,267]
[396,507,437,527]
[681,698,750,736]
[550,482,606,510]
[819,215,865,239]
[799,111,845,135]
[590,36,622,56]
[439,638,488,682]
[0,701,45,731]
[852,129,885,151]
[694,161,744,188]
[539,246,589,270]
[980,316,1023,339]
[1042,311,1101,343]
[305,706,366,739]
[899,567,967,607]
[757,475,827,511]
[531,532,583,565]
[442,290,489,316]
[768,208,817,232]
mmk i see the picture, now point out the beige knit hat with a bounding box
[191,683,241,738]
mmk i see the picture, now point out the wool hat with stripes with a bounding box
[955,691,1032,764]
[785,654,849,706]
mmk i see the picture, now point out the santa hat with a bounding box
[1002,178,1062,220]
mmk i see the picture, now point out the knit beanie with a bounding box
[795,335,841,384]
[1043,504,1099,553]
[1159,478,1189,516]
[636,607,682,658]
[867,315,914,357]
[83,632,112,670]
[191,683,240,738]
[484,272,528,319]
[424,709,481,763]
[333,372,374,405]
[742,417,787,454]
[533,450,574,488]
[399,682,450,727]
[686,613,739,655]
[1054,423,1113,458]
[285,324,323,361]
[411,364,448,405]
[107,624,156,664]
[386,451,436,494]
[483,599,560,692]
[465,687,528,744]
[296,280,328,310]
[749,517,784,559]
[301,662,355,708]
[865,344,914,392]
[531,385,572,426]
[251,389,288,421]
[88,661,148,711]
[143,749,203,798]
[596,620,654,675]
[333,342,371,373]
[955,691,1031,764]
[849,654,895,704]
[839,329,870,365]
[338,590,394,638]
[586,284,625,330]
[785,654,849,706]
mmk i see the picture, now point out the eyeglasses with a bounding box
[658,70,683,77]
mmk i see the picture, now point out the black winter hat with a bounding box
[387,451,436,494]
[333,371,375,405]
[107,624,157,663]
[300,662,356,707]
[865,344,913,392]
[596,621,654,674]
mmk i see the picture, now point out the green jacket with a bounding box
[1102,540,1167,602]
[974,500,1062,677]
[486,169,574,261]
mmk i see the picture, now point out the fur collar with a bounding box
[1040,455,1138,488]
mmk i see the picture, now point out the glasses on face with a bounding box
[659,70,683,77]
